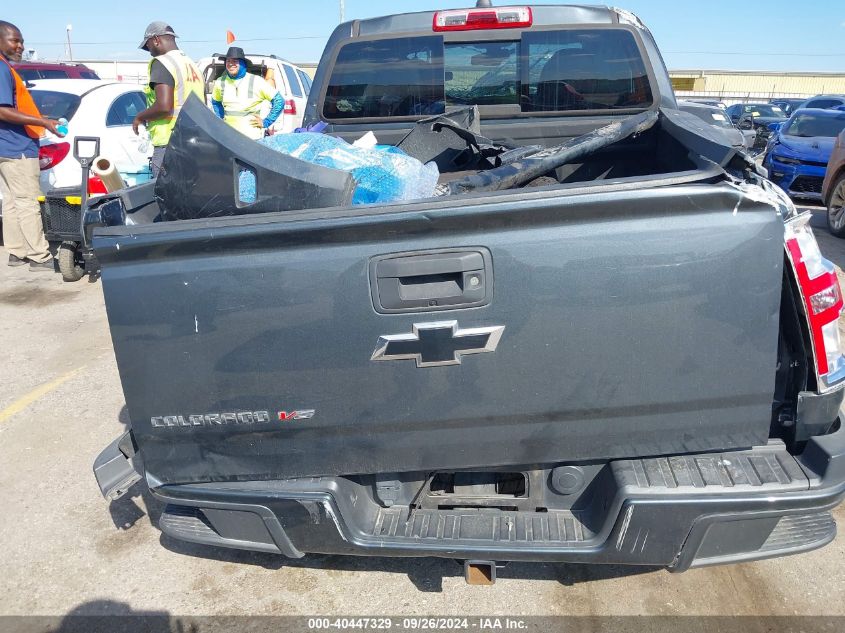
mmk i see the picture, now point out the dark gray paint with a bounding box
[155,96,354,221]
[94,181,784,484]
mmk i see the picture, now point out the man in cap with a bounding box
[132,21,203,176]
[0,20,62,271]
[211,46,284,141]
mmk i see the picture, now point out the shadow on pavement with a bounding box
[51,600,176,633]
[108,406,163,530]
[108,479,164,532]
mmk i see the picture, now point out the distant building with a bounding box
[670,70,845,104]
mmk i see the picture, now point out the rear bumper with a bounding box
[95,410,845,570]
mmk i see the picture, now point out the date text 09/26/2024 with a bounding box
[307,618,528,630]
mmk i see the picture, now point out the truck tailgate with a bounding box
[94,182,784,484]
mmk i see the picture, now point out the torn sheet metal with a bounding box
[396,105,511,172]
[439,109,659,196]
[155,95,355,221]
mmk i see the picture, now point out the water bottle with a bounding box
[57,117,68,137]
[137,124,151,153]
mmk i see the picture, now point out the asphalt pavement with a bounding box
[1,204,845,622]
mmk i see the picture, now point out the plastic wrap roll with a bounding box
[91,157,125,192]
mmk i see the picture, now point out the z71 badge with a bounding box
[151,409,315,429]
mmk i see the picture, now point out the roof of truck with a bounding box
[351,4,645,37]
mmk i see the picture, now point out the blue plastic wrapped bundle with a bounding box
[238,132,439,206]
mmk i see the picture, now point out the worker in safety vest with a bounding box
[132,21,203,176]
[0,20,62,271]
[211,47,284,141]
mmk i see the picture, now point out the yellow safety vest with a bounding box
[212,73,276,140]
[145,50,204,147]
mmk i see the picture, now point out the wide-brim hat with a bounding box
[218,46,250,64]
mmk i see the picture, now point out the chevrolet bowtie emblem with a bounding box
[371,321,505,368]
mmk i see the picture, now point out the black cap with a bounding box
[218,46,249,63]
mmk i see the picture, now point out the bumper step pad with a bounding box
[371,508,593,543]
[612,448,808,493]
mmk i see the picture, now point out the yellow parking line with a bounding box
[0,367,83,424]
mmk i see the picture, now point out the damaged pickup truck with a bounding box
[91,3,845,580]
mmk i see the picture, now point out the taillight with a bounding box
[785,213,845,390]
[433,6,532,31]
[284,99,297,115]
[38,142,70,171]
[88,174,108,195]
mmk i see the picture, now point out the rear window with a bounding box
[16,69,39,82]
[739,104,785,118]
[79,71,100,80]
[30,90,82,121]
[681,106,734,129]
[296,69,312,95]
[805,99,845,110]
[282,64,304,98]
[521,30,652,112]
[784,113,845,138]
[324,36,444,119]
[39,70,70,80]
[203,61,272,95]
[322,29,652,119]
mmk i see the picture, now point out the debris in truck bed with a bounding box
[436,110,660,196]
[395,106,513,172]
[239,132,440,206]
[154,95,355,221]
[152,97,667,221]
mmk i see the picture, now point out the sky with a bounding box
[8,0,845,73]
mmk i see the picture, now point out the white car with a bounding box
[197,54,312,133]
[29,79,152,192]
[1,79,151,218]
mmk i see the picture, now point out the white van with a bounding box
[197,54,312,134]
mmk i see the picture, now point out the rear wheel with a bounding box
[58,241,85,282]
[827,175,845,238]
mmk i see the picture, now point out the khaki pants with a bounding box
[0,156,50,263]
[151,146,166,177]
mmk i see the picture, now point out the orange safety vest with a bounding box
[0,56,45,139]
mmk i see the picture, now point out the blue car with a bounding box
[764,108,845,200]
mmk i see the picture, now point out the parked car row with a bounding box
[674,93,845,239]
[677,100,754,149]
[1,55,311,218]
[9,60,100,81]
[763,109,845,201]
[0,79,151,219]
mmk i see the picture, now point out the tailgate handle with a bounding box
[372,249,492,313]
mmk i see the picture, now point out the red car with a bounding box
[9,61,99,81]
